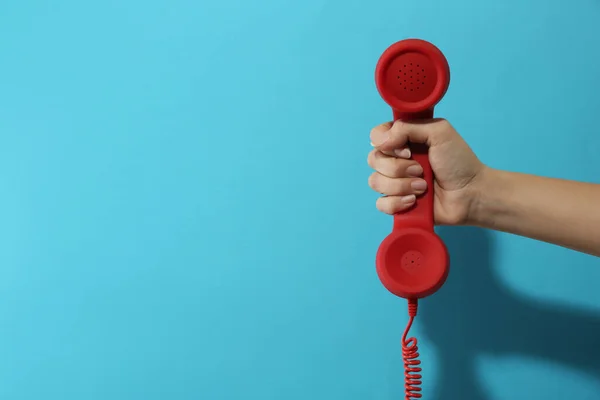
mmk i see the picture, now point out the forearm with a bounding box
[469,167,600,257]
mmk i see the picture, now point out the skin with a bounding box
[368,118,600,257]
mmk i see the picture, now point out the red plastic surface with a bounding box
[374,39,450,300]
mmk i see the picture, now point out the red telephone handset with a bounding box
[375,38,450,300]
[374,39,451,400]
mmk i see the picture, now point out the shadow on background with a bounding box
[419,226,600,399]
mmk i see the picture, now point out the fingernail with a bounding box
[411,179,427,191]
[406,164,423,177]
[395,148,411,158]
[401,195,416,204]
[371,129,389,146]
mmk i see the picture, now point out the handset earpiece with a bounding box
[374,39,450,300]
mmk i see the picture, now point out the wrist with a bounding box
[464,166,510,228]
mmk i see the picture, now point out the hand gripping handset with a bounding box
[374,39,450,399]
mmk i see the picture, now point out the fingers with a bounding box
[369,122,397,156]
[367,148,428,214]
[367,136,430,214]
[368,119,455,215]
[376,195,417,214]
[368,171,427,196]
[367,149,422,178]
[369,118,451,155]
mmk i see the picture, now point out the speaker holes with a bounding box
[392,60,430,97]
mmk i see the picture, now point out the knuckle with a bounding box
[437,118,451,132]
[389,120,411,145]
[391,118,405,129]
[392,159,409,177]
[400,178,413,193]
[370,123,390,141]
[369,127,378,141]
[368,172,380,191]
[378,196,403,214]
[372,152,390,175]
[367,150,376,167]
[376,197,393,214]
[389,178,408,195]
[432,118,453,141]
[390,119,406,135]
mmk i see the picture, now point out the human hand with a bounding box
[367,118,486,225]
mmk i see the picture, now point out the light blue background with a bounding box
[1,0,599,399]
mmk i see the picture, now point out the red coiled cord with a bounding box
[402,299,422,399]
